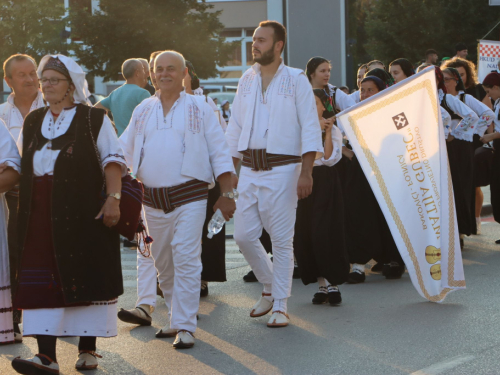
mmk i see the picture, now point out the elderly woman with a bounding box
[0,120,21,346]
[11,55,126,374]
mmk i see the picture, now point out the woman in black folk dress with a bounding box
[293,89,349,306]
[343,76,405,283]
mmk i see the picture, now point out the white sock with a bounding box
[273,298,287,313]
[352,263,365,274]
[327,285,339,293]
[317,277,327,288]
[263,284,273,302]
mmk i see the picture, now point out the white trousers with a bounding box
[145,200,206,333]
[135,250,157,309]
[234,163,301,300]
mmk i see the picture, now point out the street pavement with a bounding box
[1,219,500,375]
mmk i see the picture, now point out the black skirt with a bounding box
[474,143,494,187]
[343,155,401,265]
[201,182,226,282]
[490,139,500,223]
[293,166,349,286]
[446,138,476,235]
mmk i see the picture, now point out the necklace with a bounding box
[46,109,66,150]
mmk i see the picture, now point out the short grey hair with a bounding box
[137,58,149,69]
[3,54,37,79]
[155,51,186,70]
[122,59,142,79]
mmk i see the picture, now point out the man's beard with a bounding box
[253,44,276,66]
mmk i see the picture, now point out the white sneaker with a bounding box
[12,354,60,374]
[173,330,195,349]
[75,351,102,370]
[476,218,482,235]
[267,311,290,328]
[250,293,273,317]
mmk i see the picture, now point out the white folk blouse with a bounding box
[17,107,126,176]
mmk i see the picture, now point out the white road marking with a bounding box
[411,355,475,375]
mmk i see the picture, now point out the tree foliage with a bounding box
[0,0,67,76]
[363,0,500,66]
[69,0,235,81]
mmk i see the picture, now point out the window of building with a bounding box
[212,28,256,83]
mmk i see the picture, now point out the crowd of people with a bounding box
[1,19,500,374]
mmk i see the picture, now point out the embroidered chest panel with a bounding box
[278,75,295,97]
[240,73,256,95]
[135,102,155,135]
[187,104,202,134]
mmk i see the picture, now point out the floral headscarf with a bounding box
[443,67,466,92]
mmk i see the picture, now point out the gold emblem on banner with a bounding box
[425,246,441,264]
[430,264,442,280]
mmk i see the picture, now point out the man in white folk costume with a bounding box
[116,51,162,328]
[120,51,236,348]
[0,54,45,343]
[226,21,323,328]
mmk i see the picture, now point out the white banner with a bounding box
[478,40,500,83]
[337,68,465,302]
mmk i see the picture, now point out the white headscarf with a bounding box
[37,54,91,105]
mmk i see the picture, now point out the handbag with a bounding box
[87,107,152,255]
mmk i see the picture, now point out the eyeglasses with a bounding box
[40,78,70,86]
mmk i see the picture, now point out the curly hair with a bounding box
[441,57,478,89]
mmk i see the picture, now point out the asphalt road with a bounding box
[1,220,500,375]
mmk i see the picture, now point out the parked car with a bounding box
[207,92,236,107]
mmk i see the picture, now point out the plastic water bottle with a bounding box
[207,209,226,239]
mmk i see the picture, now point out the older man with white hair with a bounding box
[119,50,236,349]
[95,58,150,136]
[0,54,45,344]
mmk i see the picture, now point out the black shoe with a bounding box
[371,262,384,273]
[293,265,301,279]
[347,271,365,284]
[123,239,137,248]
[495,239,500,244]
[200,282,208,298]
[243,270,258,282]
[383,262,405,279]
[328,288,342,306]
[312,287,328,304]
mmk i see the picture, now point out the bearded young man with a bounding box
[225,21,323,328]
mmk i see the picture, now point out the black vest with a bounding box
[16,104,123,304]
[441,93,466,121]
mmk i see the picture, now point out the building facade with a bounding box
[203,0,347,89]
[2,0,347,96]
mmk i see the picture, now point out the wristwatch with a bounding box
[107,193,121,200]
[220,191,235,199]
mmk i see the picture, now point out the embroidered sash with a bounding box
[143,179,208,214]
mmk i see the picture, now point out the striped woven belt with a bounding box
[241,149,302,171]
[143,179,209,214]
[5,185,19,198]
